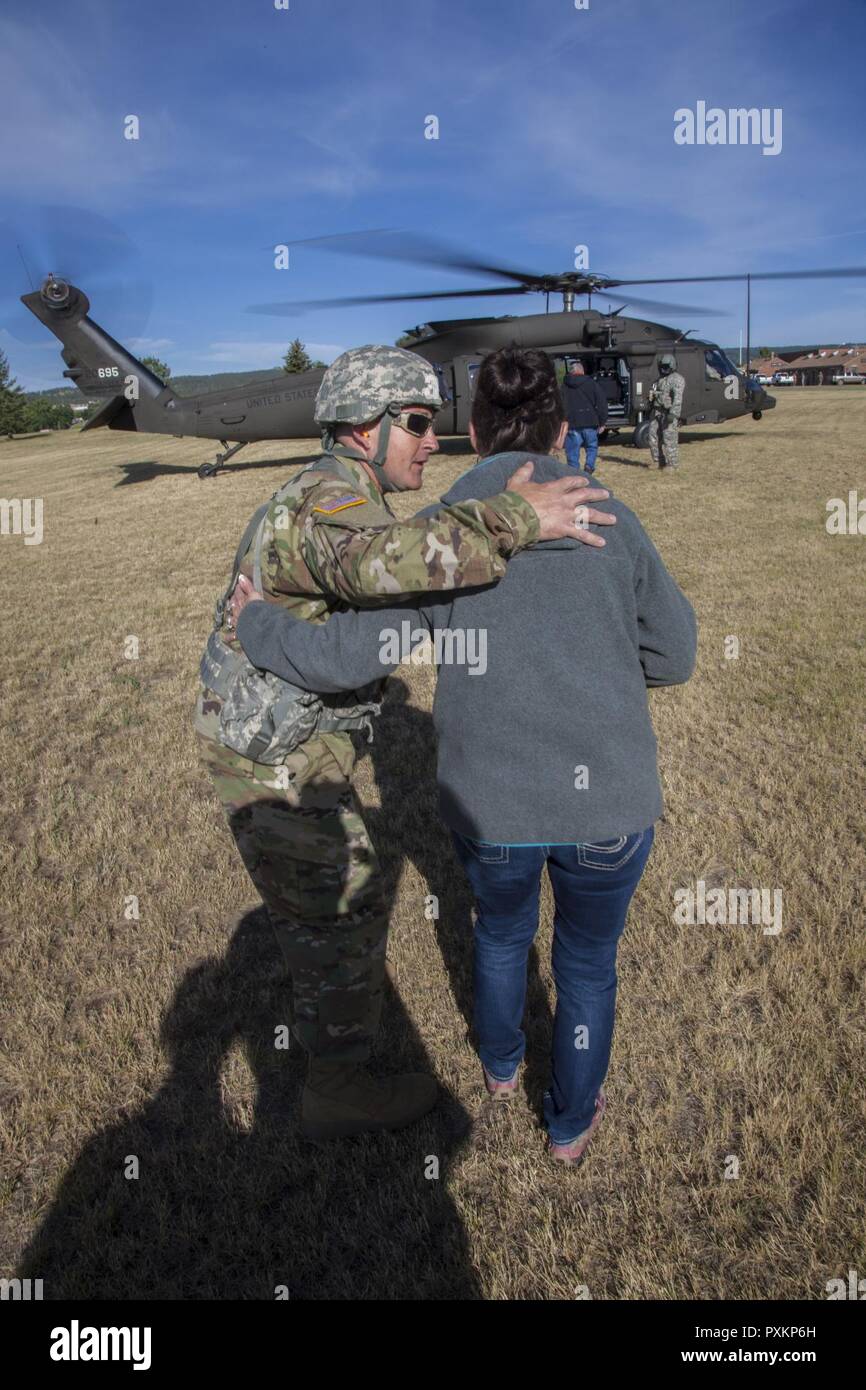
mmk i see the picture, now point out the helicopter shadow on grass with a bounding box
[676,430,740,445]
[599,430,741,471]
[17,769,482,1300]
[363,678,555,1132]
[113,452,322,487]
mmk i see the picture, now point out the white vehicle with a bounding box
[773,372,795,385]
[832,372,866,385]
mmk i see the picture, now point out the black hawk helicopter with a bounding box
[19,229,866,476]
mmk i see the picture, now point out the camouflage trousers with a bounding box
[197,724,387,1065]
[648,415,679,468]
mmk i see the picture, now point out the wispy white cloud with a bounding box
[128,337,174,351]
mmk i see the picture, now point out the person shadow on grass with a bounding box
[17,763,480,1300]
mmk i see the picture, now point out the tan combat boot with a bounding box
[301,1061,438,1140]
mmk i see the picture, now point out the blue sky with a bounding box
[2,0,865,389]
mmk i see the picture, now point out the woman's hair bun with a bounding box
[471,345,565,457]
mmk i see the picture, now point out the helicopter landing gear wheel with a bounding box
[633,421,652,449]
[197,440,248,479]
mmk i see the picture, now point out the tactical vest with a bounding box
[198,453,384,764]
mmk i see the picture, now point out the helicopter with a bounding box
[20,230,866,476]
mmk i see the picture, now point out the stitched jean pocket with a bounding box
[459,837,510,865]
[576,832,644,871]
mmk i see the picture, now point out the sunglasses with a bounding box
[392,409,436,438]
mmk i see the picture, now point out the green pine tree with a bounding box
[139,355,172,383]
[0,348,28,437]
[23,397,75,431]
[282,339,314,374]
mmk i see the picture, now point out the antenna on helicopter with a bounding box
[16,245,35,292]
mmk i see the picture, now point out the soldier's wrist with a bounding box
[491,490,541,550]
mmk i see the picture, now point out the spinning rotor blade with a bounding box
[608,266,866,288]
[281,229,548,287]
[594,292,728,317]
[248,285,530,315]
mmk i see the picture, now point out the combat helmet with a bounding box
[659,353,677,372]
[315,344,443,490]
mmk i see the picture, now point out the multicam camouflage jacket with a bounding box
[195,448,540,761]
[649,372,686,421]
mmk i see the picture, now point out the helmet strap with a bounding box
[321,410,398,494]
[367,409,397,491]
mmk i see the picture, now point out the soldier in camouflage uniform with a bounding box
[647,353,686,470]
[195,344,610,1140]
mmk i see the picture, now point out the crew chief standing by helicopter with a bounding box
[647,353,686,471]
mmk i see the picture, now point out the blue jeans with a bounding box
[451,828,654,1144]
[565,427,599,472]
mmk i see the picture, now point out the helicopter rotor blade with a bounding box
[248,285,530,315]
[594,292,729,317]
[608,266,866,288]
[280,229,549,287]
[249,284,725,318]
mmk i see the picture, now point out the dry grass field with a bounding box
[1,387,864,1301]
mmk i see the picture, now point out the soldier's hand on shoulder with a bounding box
[506,461,616,546]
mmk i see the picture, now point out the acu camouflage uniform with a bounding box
[195,450,539,1064]
[648,365,686,469]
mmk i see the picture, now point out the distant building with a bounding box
[747,345,866,384]
[746,354,790,380]
[785,345,866,384]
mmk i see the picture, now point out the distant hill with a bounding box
[24,366,289,402]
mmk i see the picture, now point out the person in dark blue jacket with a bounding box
[561,360,608,474]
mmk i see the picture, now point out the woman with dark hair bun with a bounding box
[229,341,698,1166]
[470,346,567,460]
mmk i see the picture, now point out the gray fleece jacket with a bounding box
[236,451,697,844]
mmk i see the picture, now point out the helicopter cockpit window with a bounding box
[705,348,739,381]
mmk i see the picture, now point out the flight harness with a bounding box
[199,453,383,764]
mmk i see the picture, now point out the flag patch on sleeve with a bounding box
[312,494,367,515]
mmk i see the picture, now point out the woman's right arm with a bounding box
[235,597,433,692]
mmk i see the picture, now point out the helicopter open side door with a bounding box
[441,355,478,435]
